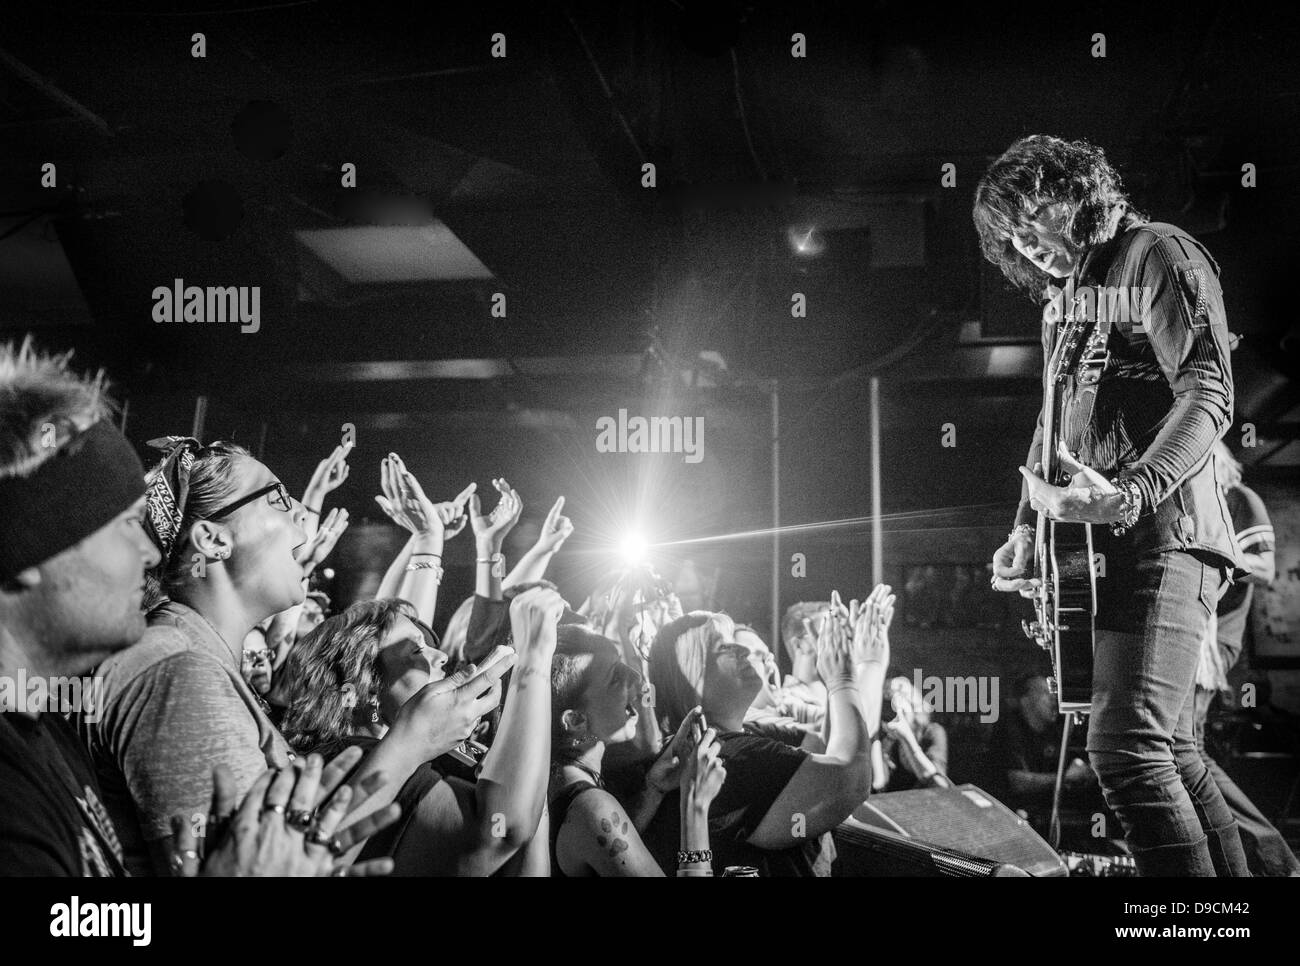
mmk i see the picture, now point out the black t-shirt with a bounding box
[0,712,126,876]
[1217,484,1273,670]
[641,730,816,877]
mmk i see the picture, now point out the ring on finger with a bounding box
[262,803,287,820]
[286,808,315,832]
[306,828,346,856]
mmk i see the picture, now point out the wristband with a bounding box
[405,561,444,582]
[305,506,321,516]
[477,553,505,578]
[676,867,713,877]
[677,849,712,866]
[1109,478,1142,536]
[410,552,442,560]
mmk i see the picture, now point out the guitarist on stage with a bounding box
[976,135,1249,876]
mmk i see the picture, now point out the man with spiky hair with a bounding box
[0,341,400,879]
[0,339,157,875]
[977,136,1248,876]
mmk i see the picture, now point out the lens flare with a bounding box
[619,532,649,566]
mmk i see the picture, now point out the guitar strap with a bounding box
[1063,308,1112,454]
[1061,243,1120,456]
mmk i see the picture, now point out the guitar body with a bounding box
[1021,288,1100,717]
[1035,519,1096,714]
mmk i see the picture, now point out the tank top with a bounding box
[548,778,603,878]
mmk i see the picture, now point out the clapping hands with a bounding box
[470,478,523,546]
[815,590,856,686]
[375,453,475,540]
[849,584,894,668]
[169,748,400,877]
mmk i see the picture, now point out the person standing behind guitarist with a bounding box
[976,135,1248,877]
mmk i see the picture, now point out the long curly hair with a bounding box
[278,598,418,760]
[973,135,1141,300]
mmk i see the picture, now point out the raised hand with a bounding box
[683,725,726,810]
[534,495,574,554]
[850,584,894,668]
[815,590,855,686]
[436,483,477,540]
[304,443,353,505]
[375,453,449,537]
[296,507,349,577]
[508,585,565,657]
[646,706,705,794]
[390,646,517,760]
[470,478,523,546]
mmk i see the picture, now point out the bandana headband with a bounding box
[141,436,201,563]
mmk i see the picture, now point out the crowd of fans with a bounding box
[5,339,1291,877]
[0,339,917,878]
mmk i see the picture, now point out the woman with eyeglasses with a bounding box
[240,625,275,699]
[548,624,726,876]
[79,439,517,876]
[78,440,318,873]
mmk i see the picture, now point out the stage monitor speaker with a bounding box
[833,783,1067,877]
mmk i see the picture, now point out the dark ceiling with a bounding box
[1,1,1298,603]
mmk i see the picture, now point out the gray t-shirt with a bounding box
[77,601,292,875]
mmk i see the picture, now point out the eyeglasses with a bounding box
[242,648,273,667]
[203,482,294,521]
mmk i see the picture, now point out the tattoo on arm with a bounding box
[594,809,632,861]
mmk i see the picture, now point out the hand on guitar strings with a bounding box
[1019,441,1124,526]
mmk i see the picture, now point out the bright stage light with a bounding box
[787,225,825,257]
[619,532,650,566]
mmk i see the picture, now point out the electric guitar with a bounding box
[1021,289,1103,716]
